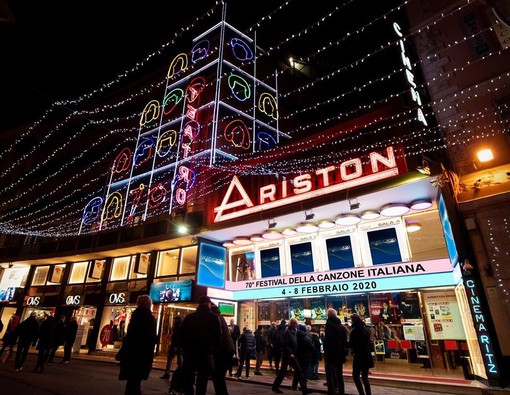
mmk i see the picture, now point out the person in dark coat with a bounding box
[117,294,157,395]
[253,325,266,375]
[62,316,78,364]
[271,320,286,373]
[211,304,235,395]
[323,308,349,395]
[235,326,255,378]
[272,318,313,395]
[0,313,20,360]
[161,315,183,380]
[86,318,98,355]
[14,311,39,371]
[47,315,65,364]
[180,295,222,395]
[34,314,54,373]
[292,325,314,391]
[349,314,374,395]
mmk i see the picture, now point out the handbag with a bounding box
[232,354,239,367]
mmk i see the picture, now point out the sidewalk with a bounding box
[70,349,510,395]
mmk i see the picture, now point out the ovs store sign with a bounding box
[108,292,128,305]
[26,296,41,307]
[65,294,82,306]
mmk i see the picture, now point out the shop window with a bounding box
[47,265,65,284]
[181,246,197,274]
[87,260,105,282]
[129,254,148,279]
[32,266,50,286]
[69,261,88,284]
[110,256,132,281]
[157,249,180,277]
[230,250,255,281]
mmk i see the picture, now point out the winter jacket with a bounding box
[239,329,255,354]
[323,315,348,364]
[181,305,222,356]
[349,322,374,370]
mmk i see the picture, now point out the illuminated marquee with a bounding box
[214,146,399,222]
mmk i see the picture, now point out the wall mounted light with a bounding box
[267,219,277,229]
[380,203,410,217]
[305,210,315,220]
[335,214,361,226]
[349,199,360,210]
[296,222,319,233]
[477,148,494,163]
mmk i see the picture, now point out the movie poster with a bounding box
[275,300,289,321]
[290,298,305,321]
[398,292,422,323]
[348,294,369,320]
[369,293,400,324]
[423,290,466,340]
[258,301,271,322]
[310,297,327,321]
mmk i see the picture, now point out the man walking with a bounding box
[181,295,222,395]
[62,316,78,364]
[272,318,313,395]
[14,311,39,372]
[323,308,348,395]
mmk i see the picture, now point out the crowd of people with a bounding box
[0,311,79,372]
[0,296,374,395]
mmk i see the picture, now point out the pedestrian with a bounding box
[235,326,255,379]
[292,324,314,391]
[161,315,183,380]
[87,318,98,355]
[33,313,54,373]
[349,313,374,395]
[211,303,235,395]
[308,325,322,380]
[116,294,157,395]
[62,316,78,364]
[0,313,20,362]
[228,318,240,350]
[266,321,277,369]
[323,308,348,395]
[14,311,39,372]
[180,295,222,395]
[254,325,266,375]
[272,320,286,373]
[272,318,313,395]
[47,315,65,364]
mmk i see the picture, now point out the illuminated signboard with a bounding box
[80,20,287,234]
[438,194,459,267]
[214,146,400,222]
[197,241,226,289]
[149,279,193,303]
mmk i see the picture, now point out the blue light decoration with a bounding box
[438,194,459,267]
[79,16,288,234]
[197,240,226,288]
[149,279,193,303]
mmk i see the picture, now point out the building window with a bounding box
[110,256,132,281]
[69,261,88,284]
[181,247,197,274]
[32,266,49,286]
[157,249,180,277]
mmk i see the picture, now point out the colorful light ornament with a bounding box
[185,77,206,102]
[112,147,132,174]
[227,74,251,101]
[230,38,254,61]
[256,131,277,150]
[156,129,178,157]
[134,137,155,166]
[223,119,251,150]
[148,183,168,209]
[139,100,161,126]
[101,192,123,223]
[126,183,145,222]
[82,197,104,225]
[162,88,184,115]
[167,53,189,79]
[191,39,210,63]
[258,93,278,120]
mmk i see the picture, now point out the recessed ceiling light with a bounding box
[296,222,319,233]
[250,234,264,242]
[410,200,432,210]
[282,227,298,236]
[262,230,284,240]
[406,222,422,233]
[318,220,336,229]
[335,214,361,226]
[380,203,410,217]
[233,237,252,246]
[360,210,380,220]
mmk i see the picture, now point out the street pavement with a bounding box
[0,351,508,395]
